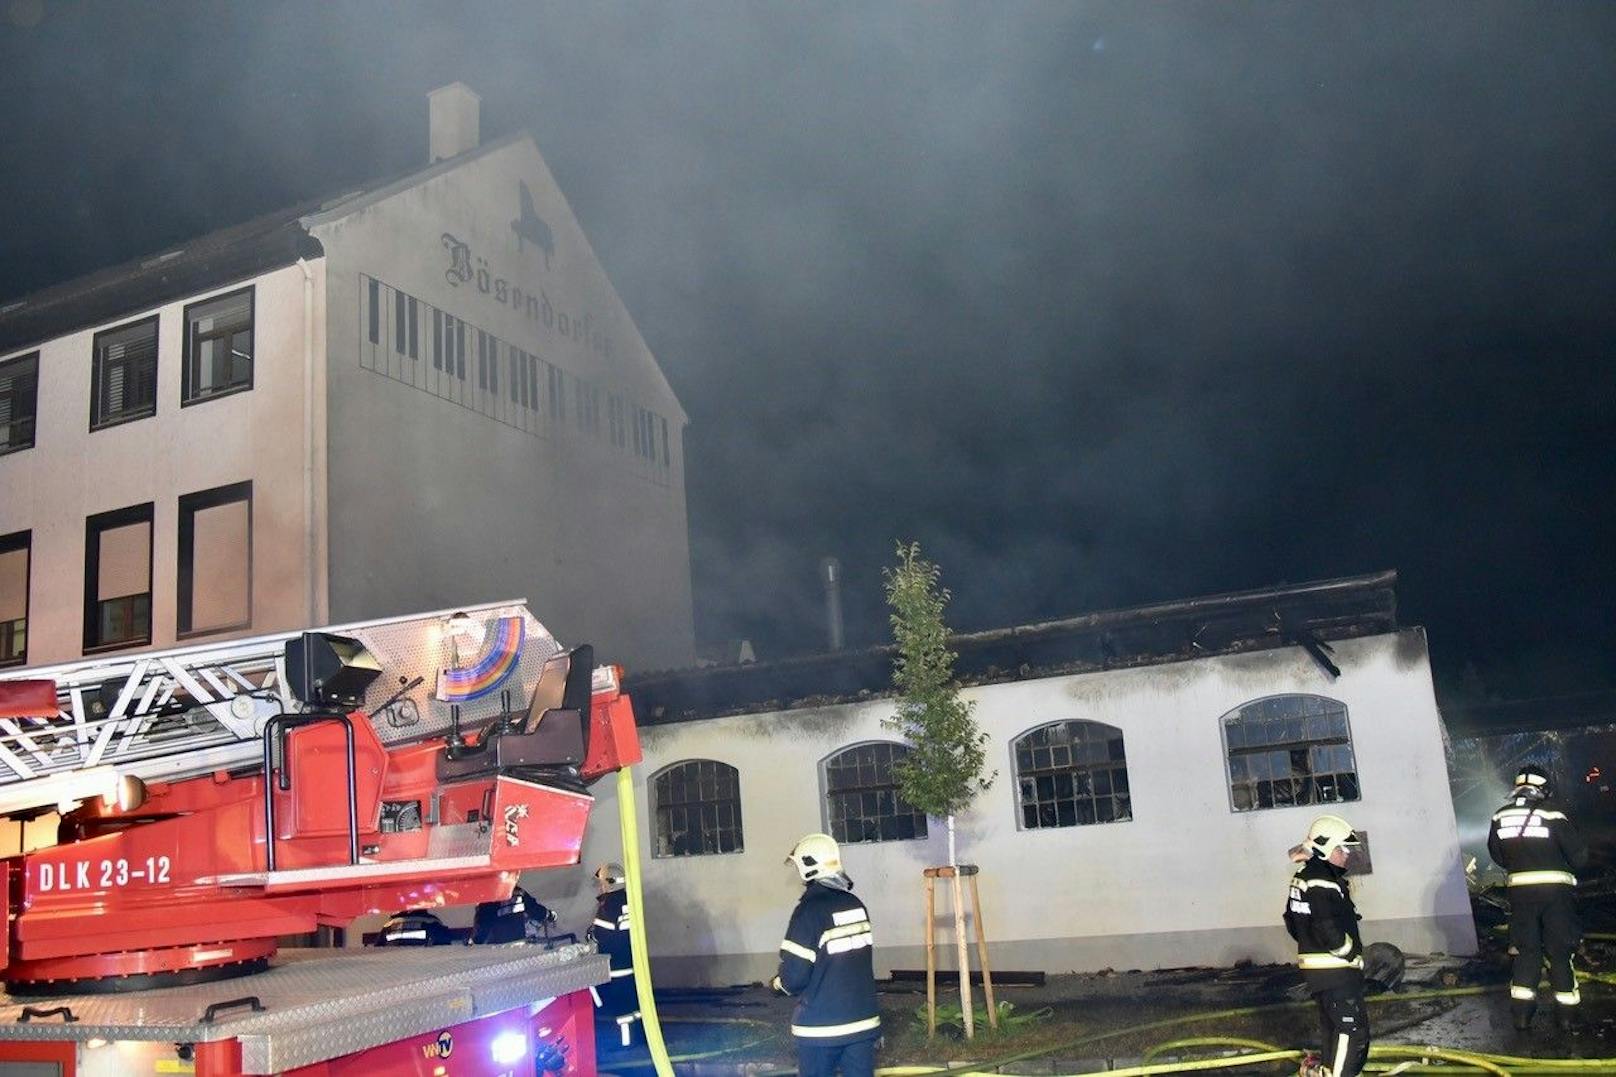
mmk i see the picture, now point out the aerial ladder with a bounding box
[0,599,641,1076]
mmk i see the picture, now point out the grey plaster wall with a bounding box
[308,136,694,673]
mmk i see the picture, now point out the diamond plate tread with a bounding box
[0,942,607,1069]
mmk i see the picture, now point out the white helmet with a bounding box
[1305,815,1361,859]
[786,833,842,881]
[594,862,625,891]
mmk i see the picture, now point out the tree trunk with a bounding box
[946,813,957,867]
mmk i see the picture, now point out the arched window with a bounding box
[1012,720,1131,829]
[1222,694,1359,812]
[822,742,929,844]
[651,759,743,857]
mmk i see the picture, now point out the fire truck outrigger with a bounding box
[0,599,640,1076]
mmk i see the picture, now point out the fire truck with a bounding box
[0,600,640,1076]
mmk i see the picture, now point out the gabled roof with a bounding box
[0,133,531,357]
[624,570,1402,725]
[0,205,323,356]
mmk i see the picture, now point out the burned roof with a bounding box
[624,569,1400,726]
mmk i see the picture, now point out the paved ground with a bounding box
[597,949,1616,1074]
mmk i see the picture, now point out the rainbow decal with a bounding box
[436,616,526,702]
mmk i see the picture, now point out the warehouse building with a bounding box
[535,571,1477,985]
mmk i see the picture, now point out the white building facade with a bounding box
[0,85,694,676]
[524,575,1477,986]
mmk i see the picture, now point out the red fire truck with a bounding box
[0,601,639,1076]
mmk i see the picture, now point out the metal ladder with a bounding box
[0,600,559,816]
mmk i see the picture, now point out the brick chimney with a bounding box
[428,83,480,162]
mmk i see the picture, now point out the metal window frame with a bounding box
[82,501,156,654]
[89,313,160,432]
[176,480,254,639]
[1009,718,1133,832]
[1220,693,1362,814]
[0,529,30,667]
[0,350,39,456]
[647,758,745,859]
[180,285,255,407]
[817,739,929,845]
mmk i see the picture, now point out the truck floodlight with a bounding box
[490,1028,528,1065]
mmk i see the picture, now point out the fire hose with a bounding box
[611,774,1616,1075]
[618,765,677,1077]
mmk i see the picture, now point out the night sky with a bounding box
[2,2,1612,696]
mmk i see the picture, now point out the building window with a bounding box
[652,760,743,857]
[0,352,38,455]
[368,278,380,345]
[1013,720,1131,829]
[822,741,929,844]
[91,316,159,431]
[659,415,670,468]
[177,482,251,637]
[182,287,253,405]
[0,531,28,667]
[526,353,539,410]
[83,503,154,652]
[1223,694,1360,812]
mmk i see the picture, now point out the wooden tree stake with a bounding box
[968,871,998,1030]
[924,865,994,1039]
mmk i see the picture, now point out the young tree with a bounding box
[883,541,994,865]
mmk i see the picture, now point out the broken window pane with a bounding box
[1223,695,1358,814]
[653,760,743,858]
[1012,720,1131,831]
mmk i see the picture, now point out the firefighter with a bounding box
[772,833,880,1077]
[471,885,556,945]
[587,861,641,1047]
[1487,763,1589,1032]
[1285,814,1369,1077]
[372,908,456,947]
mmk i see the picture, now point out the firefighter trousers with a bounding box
[1313,982,1370,1077]
[1509,884,1580,1010]
[796,1036,877,1077]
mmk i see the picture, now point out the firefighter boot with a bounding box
[1510,1000,1536,1033]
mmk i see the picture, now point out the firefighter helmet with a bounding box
[1512,764,1551,800]
[787,832,842,881]
[594,862,626,892]
[1305,814,1361,859]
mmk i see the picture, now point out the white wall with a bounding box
[0,261,326,665]
[524,630,1476,985]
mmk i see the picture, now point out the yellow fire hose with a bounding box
[617,765,677,1077]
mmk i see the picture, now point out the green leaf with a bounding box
[882,542,997,821]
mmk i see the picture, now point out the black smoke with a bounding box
[2,2,1613,690]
